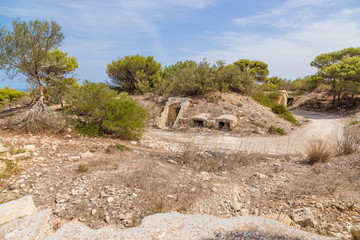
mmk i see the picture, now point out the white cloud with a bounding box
[193,2,360,80]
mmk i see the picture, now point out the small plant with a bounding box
[237,102,243,107]
[78,163,89,172]
[9,147,26,155]
[106,143,130,154]
[267,91,282,101]
[268,126,286,135]
[77,164,89,172]
[350,120,360,125]
[306,141,332,164]
[0,160,21,179]
[223,106,230,111]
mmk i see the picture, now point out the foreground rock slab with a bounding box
[0,195,36,226]
[46,212,336,240]
[0,209,51,240]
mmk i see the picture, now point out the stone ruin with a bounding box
[158,97,190,129]
[159,98,239,131]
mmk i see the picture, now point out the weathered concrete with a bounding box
[191,113,210,127]
[215,115,238,131]
[0,209,51,240]
[0,195,37,226]
[46,212,336,240]
[158,97,190,129]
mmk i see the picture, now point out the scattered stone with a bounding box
[105,215,110,223]
[100,191,107,198]
[11,152,31,159]
[81,151,94,159]
[167,195,174,199]
[265,213,296,227]
[23,145,36,151]
[68,156,81,161]
[0,195,37,225]
[130,141,137,145]
[240,208,249,216]
[292,208,314,227]
[211,187,218,193]
[91,209,97,216]
[107,197,114,203]
[19,183,26,189]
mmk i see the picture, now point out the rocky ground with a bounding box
[0,127,359,239]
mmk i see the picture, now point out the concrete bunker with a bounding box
[191,113,210,128]
[215,115,238,131]
[158,97,190,129]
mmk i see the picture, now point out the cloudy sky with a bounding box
[0,0,359,88]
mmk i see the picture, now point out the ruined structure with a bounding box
[215,115,238,131]
[158,97,189,129]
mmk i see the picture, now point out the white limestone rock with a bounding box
[0,195,37,226]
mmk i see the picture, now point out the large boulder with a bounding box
[46,212,335,240]
[0,195,36,226]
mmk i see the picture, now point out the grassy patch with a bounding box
[106,143,130,154]
[9,147,26,155]
[350,120,360,125]
[77,164,89,173]
[268,126,286,135]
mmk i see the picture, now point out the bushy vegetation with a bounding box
[268,126,286,135]
[0,87,26,106]
[252,92,299,125]
[271,104,299,125]
[66,81,148,140]
[252,92,274,108]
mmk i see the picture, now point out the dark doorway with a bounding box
[194,120,205,127]
[218,121,230,131]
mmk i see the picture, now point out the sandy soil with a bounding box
[143,111,343,155]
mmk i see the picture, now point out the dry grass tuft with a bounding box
[306,141,332,164]
[337,125,360,155]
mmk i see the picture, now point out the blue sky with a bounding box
[0,0,360,89]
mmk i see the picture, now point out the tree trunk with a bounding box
[336,91,341,108]
[332,78,336,108]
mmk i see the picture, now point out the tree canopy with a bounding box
[0,19,64,103]
[234,59,269,82]
[311,47,360,107]
[106,55,162,94]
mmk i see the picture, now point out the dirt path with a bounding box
[143,111,343,155]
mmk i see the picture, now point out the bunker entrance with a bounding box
[193,120,205,127]
[287,97,294,107]
[218,121,230,131]
[166,103,181,127]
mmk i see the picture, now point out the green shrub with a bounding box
[271,104,299,125]
[350,120,360,125]
[266,91,282,101]
[252,92,274,108]
[77,122,103,137]
[268,126,286,135]
[67,81,148,140]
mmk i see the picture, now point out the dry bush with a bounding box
[337,125,360,155]
[306,141,332,164]
[4,102,68,133]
